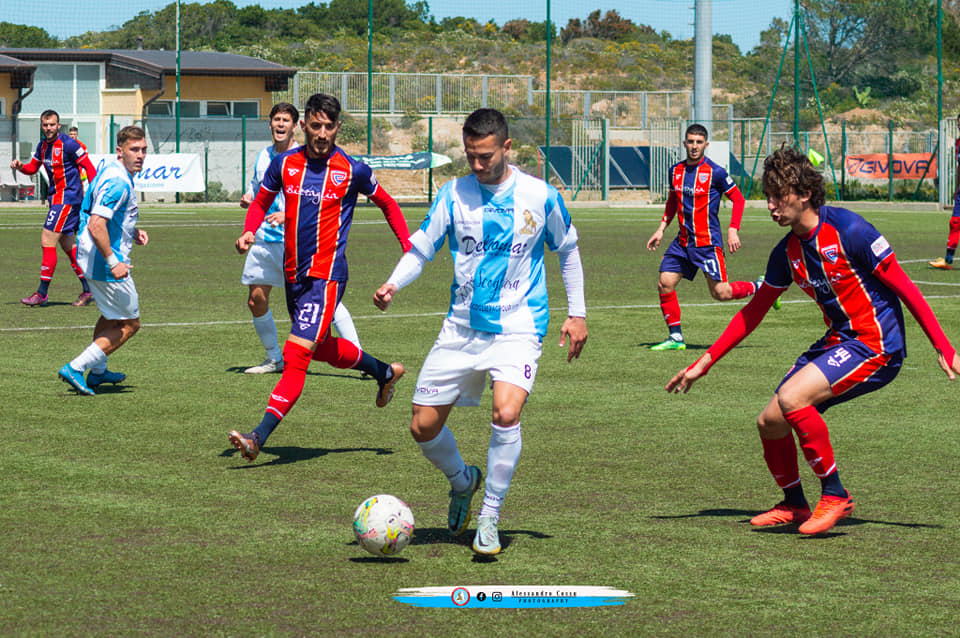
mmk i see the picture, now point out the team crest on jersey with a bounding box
[698,173,709,183]
[53,147,61,157]
[519,210,537,235]
[330,170,348,186]
[286,167,300,177]
[821,244,840,264]
[791,258,803,271]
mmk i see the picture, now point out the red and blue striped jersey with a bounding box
[260,145,380,283]
[32,133,88,206]
[669,157,739,248]
[763,206,906,355]
[954,135,960,167]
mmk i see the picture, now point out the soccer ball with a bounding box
[352,494,415,557]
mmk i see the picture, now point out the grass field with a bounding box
[1,202,958,636]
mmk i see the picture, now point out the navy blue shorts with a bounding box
[778,338,902,413]
[659,238,728,282]
[44,203,80,234]
[285,277,344,343]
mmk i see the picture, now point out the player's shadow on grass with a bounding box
[651,508,943,535]
[225,366,374,381]
[222,445,393,467]
[407,526,551,561]
[61,384,133,397]
[637,341,708,351]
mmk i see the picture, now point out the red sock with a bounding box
[659,291,681,328]
[67,245,85,280]
[729,280,757,299]
[760,434,800,488]
[948,216,960,251]
[265,341,313,421]
[40,246,57,281]
[312,333,362,369]
[783,405,836,478]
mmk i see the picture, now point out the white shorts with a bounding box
[413,319,542,407]
[88,277,139,320]
[241,241,284,288]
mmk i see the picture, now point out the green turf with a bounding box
[1,203,958,636]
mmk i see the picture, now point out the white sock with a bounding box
[332,303,361,347]
[417,425,470,492]
[252,310,282,361]
[479,423,522,520]
[70,342,107,374]
[89,356,108,375]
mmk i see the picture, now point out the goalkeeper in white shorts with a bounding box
[240,102,362,374]
[374,108,588,556]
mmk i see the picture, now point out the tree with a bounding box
[0,22,58,48]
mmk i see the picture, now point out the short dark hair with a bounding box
[68,126,79,133]
[685,123,709,140]
[303,93,340,123]
[40,109,59,122]
[762,144,826,210]
[117,125,146,147]
[462,108,509,144]
[270,102,299,122]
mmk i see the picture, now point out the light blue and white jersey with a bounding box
[249,145,285,243]
[410,166,578,338]
[77,158,139,282]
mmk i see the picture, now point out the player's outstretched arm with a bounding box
[874,256,959,378]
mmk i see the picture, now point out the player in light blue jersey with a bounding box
[58,126,149,395]
[239,102,363,374]
[375,108,588,555]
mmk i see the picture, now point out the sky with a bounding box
[4,0,792,53]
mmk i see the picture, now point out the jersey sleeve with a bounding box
[352,161,379,197]
[847,215,893,271]
[762,235,794,289]
[544,187,579,253]
[65,137,86,162]
[89,173,130,221]
[260,153,284,194]
[409,181,454,260]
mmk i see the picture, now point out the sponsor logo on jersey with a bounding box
[821,244,840,264]
[871,235,890,257]
[460,235,528,257]
[330,170,347,186]
[519,210,537,235]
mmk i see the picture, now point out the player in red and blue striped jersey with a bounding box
[929,112,960,270]
[646,124,761,351]
[11,109,98,307]
[668,145,960,536]
[228,93,412,462]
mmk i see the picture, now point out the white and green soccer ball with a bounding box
[353,494,415,557]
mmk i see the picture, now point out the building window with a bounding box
[21,63,102,116]
[144,100,257,118]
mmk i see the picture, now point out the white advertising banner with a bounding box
[88,153,204,192]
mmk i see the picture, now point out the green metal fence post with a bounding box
[428,116,434,204]
[888,119,894,202]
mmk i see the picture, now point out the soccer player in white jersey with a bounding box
[58,126,149,395]
[240,102,363,374]
[374,108,588,555]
